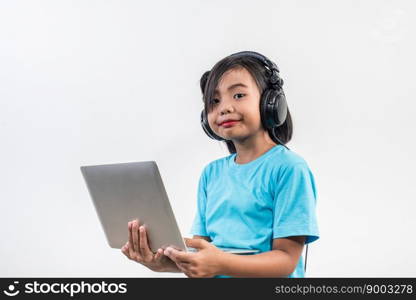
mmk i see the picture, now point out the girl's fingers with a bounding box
[176,261,191,274]
[132,220,140,253]
[121,242,130,259]
[154,248,163,261]
[129,221,143,261]
[128,222,135,257]
[139,226,153,260]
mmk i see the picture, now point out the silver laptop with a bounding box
[80,161,259,255]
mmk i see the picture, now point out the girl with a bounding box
[121,51,319,278]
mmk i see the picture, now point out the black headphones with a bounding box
[200,50,288,148]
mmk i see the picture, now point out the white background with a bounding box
[1,0,415,277]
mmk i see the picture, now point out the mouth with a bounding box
[220,120,240,128]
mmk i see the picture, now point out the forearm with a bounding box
[218,250,295,277]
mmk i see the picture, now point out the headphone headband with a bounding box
[229,51,283,88]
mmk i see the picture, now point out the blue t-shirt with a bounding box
[189,144,319,278]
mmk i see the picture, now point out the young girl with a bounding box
[121,50,319,278]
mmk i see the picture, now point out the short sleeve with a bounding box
[273,162,319,244]
[189,167,209,236]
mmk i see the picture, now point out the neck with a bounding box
[233,130,277,164]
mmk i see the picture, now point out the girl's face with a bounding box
[207,67,263,142]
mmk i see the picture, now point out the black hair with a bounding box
[199,53,293,154]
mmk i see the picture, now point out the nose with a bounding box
[218,98,235,115]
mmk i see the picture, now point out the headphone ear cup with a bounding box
[261,89,288,128]
[260,90,271,130]
[200,110,226,141]
[275,90,288,126]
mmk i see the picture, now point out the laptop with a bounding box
[80,161,259,255]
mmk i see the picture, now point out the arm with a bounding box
[165,236,306,277]
[218,236,306,277]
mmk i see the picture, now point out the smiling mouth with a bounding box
[220,120,240,128]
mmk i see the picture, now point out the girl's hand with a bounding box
[121,219,179,273]
[164,238,226,278]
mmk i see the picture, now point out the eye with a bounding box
[211,94,245,105]
[234,93,245,99]
[211,98,220,105]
